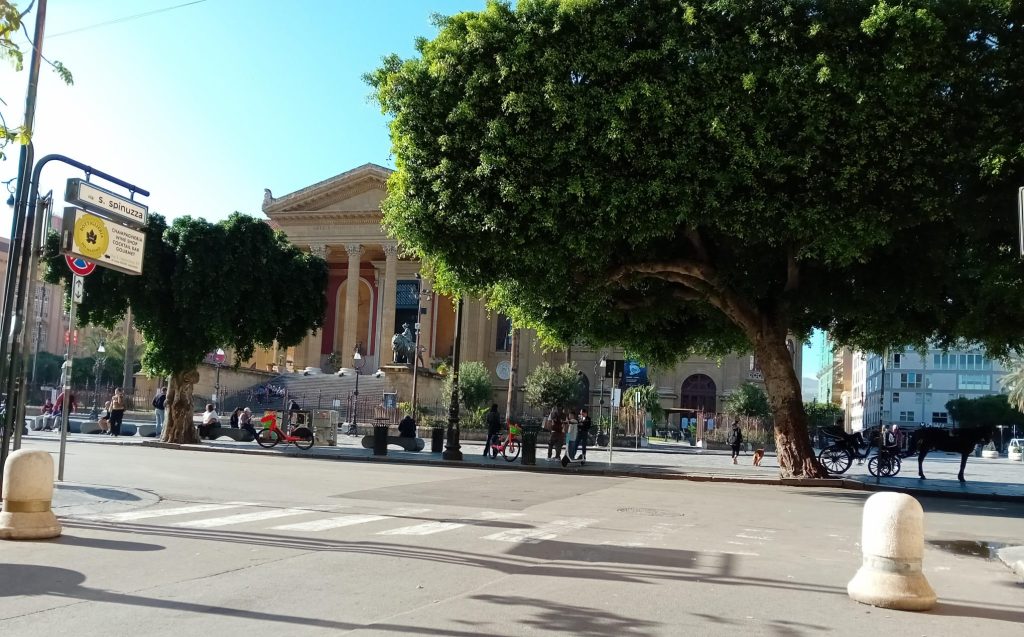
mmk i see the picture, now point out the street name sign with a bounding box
[62,207,146,276]
[65,178,148,228]
[64,254,96,276]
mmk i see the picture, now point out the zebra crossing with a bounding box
[72,501,599,545]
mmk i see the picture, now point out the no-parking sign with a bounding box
[65,254,96,276]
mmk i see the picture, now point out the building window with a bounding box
[891,353,902,369]
[957,374,990,390]
[495,314,512,352]
[892,392,900,403]
[898,411,916,422]
[899,372,921,388]
[932,412,948,425]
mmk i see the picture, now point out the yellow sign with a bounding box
[72,213,110,260]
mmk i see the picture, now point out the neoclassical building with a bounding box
[259,163,804,418]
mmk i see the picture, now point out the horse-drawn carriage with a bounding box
[817,427,902,477]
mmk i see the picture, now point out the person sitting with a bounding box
[229,407,242,429]
[198,404,220,439]
[398,414,416,438]
[239,407,259,441]
[98,401,112,435]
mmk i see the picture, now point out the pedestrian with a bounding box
[547,406,565,460]
[199,403,219,439]
[109,388,127,437]
[484,403,501,458]
[728,421,743,464]
[152,386,167,436]
[98,401,112,435]
[54,389,78,422]
[564,411,578,461]
[229,407,242,429]
[575,408,593,464]
[239,407,258,441]
[398,413,417,439]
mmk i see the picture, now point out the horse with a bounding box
[906,426,993,482]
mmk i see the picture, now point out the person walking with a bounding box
[546,406,565,460]
[575,408,593,464]
[109,388,127,437]
[728,421,743,464]
[152,386,167,436]
[484,404,501,458]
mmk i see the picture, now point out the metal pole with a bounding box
[58,283,76,481]
[411,280,423,423]
[442,296,464,461]
[610,366,616,465]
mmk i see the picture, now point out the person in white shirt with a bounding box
[198,403,219,439]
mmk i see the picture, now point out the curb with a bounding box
[138,440,1023,502]
[996,546,1024,581]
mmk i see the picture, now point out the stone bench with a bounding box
[201,426,254,442]
[136,425,157,437]
[77,420,102,434]
[361,435,425,452]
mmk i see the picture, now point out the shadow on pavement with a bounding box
[47,534,164,552]
[0,563,652,636]
[55,484,143,501]
[792,488,1024,519]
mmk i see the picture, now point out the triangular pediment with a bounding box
[262,163,393,216]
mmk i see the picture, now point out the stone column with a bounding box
[342,243,363,365]
[303,244,328,369]
[380,243,399,365]
[418,273,434,361]
[476,300,489,361]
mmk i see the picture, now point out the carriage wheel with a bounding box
[867,456,881,477]
[818,445,852,475]
[882,455,901,477]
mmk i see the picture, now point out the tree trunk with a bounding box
[754,333,827,478]
[163,368,200,444]
[505,327,520,424]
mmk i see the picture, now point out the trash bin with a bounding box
[373,423,389,456]
[431,425,444,453]
[520,423,541,466]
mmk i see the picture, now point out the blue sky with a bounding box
[1,0,484,228]
[1,0,823,378]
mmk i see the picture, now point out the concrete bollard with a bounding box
[0,449,62,540]
[847,492,935,611]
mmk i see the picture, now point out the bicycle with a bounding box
[256,413,314,450]
[488,424,521,462]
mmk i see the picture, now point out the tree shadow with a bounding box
[470,593,660,636]
[46,534,164,552]
[792,488,1024,519]
[55,484,143,502]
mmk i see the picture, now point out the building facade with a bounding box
[0,236,70,360]
[859,346,1008,430]
[259,163,804,416]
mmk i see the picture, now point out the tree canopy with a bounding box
[725,383,771,420]
[946,394,1024,429]
[524,362,583,412]
[369,0,1024,477]
[43,213,327,442]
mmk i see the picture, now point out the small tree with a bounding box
[1001,361,1024,413]
[804,402,844,431]
[524,362,582,413]
[946,395,1024,429]
[44,213,327,443]
[441,361,493,412]
[724,383,771,420]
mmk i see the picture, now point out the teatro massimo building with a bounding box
[255,163,804,420]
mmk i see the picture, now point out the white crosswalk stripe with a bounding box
[483,518,597,544]
[78,502,255,522]
[271,514,390,532]
[172,508,309,528]
[378,521,465,536]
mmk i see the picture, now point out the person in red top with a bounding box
[54,390,78,420]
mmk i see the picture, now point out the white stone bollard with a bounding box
[0,449,62,540]
[847,492,936,611]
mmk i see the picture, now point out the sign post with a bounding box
[57,276,80,482]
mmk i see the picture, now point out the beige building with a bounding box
[0,236,70,360]
[260,163,804,417]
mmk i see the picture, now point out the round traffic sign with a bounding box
[65,255,96,276]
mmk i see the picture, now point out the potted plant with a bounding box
[1008,440,1023,462]
[981,441,1000,459]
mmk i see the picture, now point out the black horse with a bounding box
[906,426,993,482]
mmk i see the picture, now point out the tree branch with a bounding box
[785,248,800,293]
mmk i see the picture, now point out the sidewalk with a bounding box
[21,428,1024,503]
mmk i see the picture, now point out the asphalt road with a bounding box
[2,438,1023,636]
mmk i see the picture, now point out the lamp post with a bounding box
[352,350,365,426]
[442,297,464,461]
[595,355,607,425]
[214,348,225,413]
[410,274,432,423]
[89,342,106,419]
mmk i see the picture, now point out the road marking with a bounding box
[172,508,308,528]
[736,534,770,540]
[77,502,255,522]
[476,511,525,520]
[271,514,390,532]
[378,521,465,536]
[483,518,597,544]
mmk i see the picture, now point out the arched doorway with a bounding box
[680,374,717,413]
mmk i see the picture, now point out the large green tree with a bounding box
[369,0,1024,478]
[725,383,771,420]
[44,213,327,443]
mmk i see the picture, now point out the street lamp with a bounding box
[89,342,106,419]
[352,350,365,426]
[442,297,464,461]
[214,348,225,412]
[410,273,432,424]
